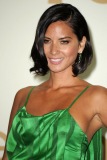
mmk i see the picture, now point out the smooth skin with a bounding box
[2,21,107,160]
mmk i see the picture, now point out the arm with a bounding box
[2,86,32,160]
[93,86,107,128]
[98,87,107,127]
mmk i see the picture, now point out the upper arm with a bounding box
[99,87,107,127]
[2,86,32,160]
[2,89,23,160]
[7,86,32,131]
[7,89,25,131]
[93,86,107,127]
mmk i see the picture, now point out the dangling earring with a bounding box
[78,53,82,64]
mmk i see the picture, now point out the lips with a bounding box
[49,58,63,65]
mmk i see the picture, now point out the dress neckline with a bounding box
[20,105,89,144]
[24,85,91,117]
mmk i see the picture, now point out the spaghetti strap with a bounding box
[24,86,35,106]
[24,85,90,108]
[67,85,91,110]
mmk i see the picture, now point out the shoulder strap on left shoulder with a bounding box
[24,86,35,106]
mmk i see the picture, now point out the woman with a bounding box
[2,3,107,160]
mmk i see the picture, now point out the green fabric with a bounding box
[6,86,102,160]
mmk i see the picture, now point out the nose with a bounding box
[51,43,59,55]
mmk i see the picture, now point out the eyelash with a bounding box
[44,39,70,44]
[44,39,50,44]
[60,40,70,44]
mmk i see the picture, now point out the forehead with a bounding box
[45,21,74,36]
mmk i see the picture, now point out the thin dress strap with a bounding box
[67,85,91,110]
[24,86,35,106]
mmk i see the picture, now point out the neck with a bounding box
[47,70,79,89]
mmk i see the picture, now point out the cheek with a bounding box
[44,45,51,56]
[43,46,48,56]
[64,46,79,58]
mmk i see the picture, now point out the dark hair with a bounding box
[30,3,93,76]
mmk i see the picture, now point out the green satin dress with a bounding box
[6,86,102,160]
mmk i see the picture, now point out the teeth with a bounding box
[50,58,62,62]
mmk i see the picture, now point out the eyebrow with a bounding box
[59,37,72,40]
[44,36,72,40]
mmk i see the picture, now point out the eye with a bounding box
[60,40,70,44]
[44,38,50,44]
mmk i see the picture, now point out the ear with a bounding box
[78,36,86,53]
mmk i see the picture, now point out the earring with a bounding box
[78,53,82,64]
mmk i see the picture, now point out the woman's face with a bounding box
[43,21,86,74]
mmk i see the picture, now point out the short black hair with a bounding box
[30,3,93,76]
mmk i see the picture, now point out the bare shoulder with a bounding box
[88,85,107,106]
[11,84,42,114]
[89,85,107,101]
[7,86,34,130]
[14,86,34,107]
